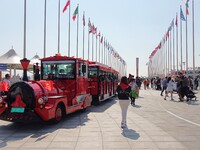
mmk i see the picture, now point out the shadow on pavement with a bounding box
[0,97,117,148]
[121,128,140,140]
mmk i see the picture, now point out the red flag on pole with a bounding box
[175,13,178,26]
[83,13,85,26]
[72,5,78,21]
[63,0,70,13]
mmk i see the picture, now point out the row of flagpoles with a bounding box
[41,0,127,75]
[21,0,127,76]
[148,0,195,78]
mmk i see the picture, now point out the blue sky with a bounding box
[0,0,200,77]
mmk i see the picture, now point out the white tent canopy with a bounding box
[30,54,40,65]
[0,49,38,81]
[0,49,22,67]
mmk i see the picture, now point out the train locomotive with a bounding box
[0,54,119,123]
[0,54,92,123]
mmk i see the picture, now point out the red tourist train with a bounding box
[0,54,119,123]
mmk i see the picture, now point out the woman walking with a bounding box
[117,76,131,128]
[164,77,174,100]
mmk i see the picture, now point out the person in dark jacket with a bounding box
[116,76,131,128]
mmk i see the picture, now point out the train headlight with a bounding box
[38,98,44,104]
[0,97,3,103]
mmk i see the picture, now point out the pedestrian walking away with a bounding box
[164,77,174,101]
[116,76,131,128]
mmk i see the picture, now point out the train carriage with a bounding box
[88,62,119,105]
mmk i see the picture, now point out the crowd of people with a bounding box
[116,73,199,129]
[150,73,199,101]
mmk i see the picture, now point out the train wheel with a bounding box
[54,105,63,123]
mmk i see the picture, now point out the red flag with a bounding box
[175,13,178,26]
[100,36,103,43]
[97,31,100,37]
[82,13,85,26]
[63,0,70,13]
[72,6,78,21]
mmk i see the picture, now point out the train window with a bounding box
[78,62,88,77]
[42,60,76,80]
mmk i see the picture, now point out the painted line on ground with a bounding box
[166,110,200,127]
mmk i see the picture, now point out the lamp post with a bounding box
[20,0,30,81]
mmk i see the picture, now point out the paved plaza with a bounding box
[0,88,200,150]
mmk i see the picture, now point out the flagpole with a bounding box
[185,6,188,77]
[88,18,90,60]
[58,0,60,53]
[99,36,100,62]
[180,6,183,72]
[23,0,26,58]
[176,13,179,75]
[92,28,94,61]
[83,12,85,60]
[68,0,71,56]
[173,21,175,72]
[170,30,172,74]
[96,32,97,62]
[76,4,79,58]
[101,36,103,63]
[168,35,170,75]
[104,40,106,64]
[44,0,47,58]
[165,39,167,76]
[192,0,195,78]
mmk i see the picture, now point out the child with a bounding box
[129,79,138,106]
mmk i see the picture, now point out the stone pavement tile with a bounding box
[102,131,124,136]
[47,149,74,150]
[155,141,186,149]
[80,127,101,132]
[103,141,131,149]
[101,127,121,132]
[20,141,51,149]
[129,141,158,149]
[55,130,79,137]
[78,136,102,142]
[79,131,102,137]
[103,136,127,142]
[175,135,200,141]
[104,149,131,150]
[1,148,20,150]
[75,141,102,149]
[150,135,178,142]
[144,130,169,136]
[182,141,200,149]
[53,135,78,142]
[47,141,76,149]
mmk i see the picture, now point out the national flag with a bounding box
[63,0,70,13]
[92,25,96,34]
[100,36,103,43]
[82,13,85,26]
[97,31,100,37]
[182,0,189,15]
[88,18,92,33]
[72,6,78,21]
[175,13,178,26]
[186,0,189,15]
[155,42,161,50]
[180,7,186,21]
